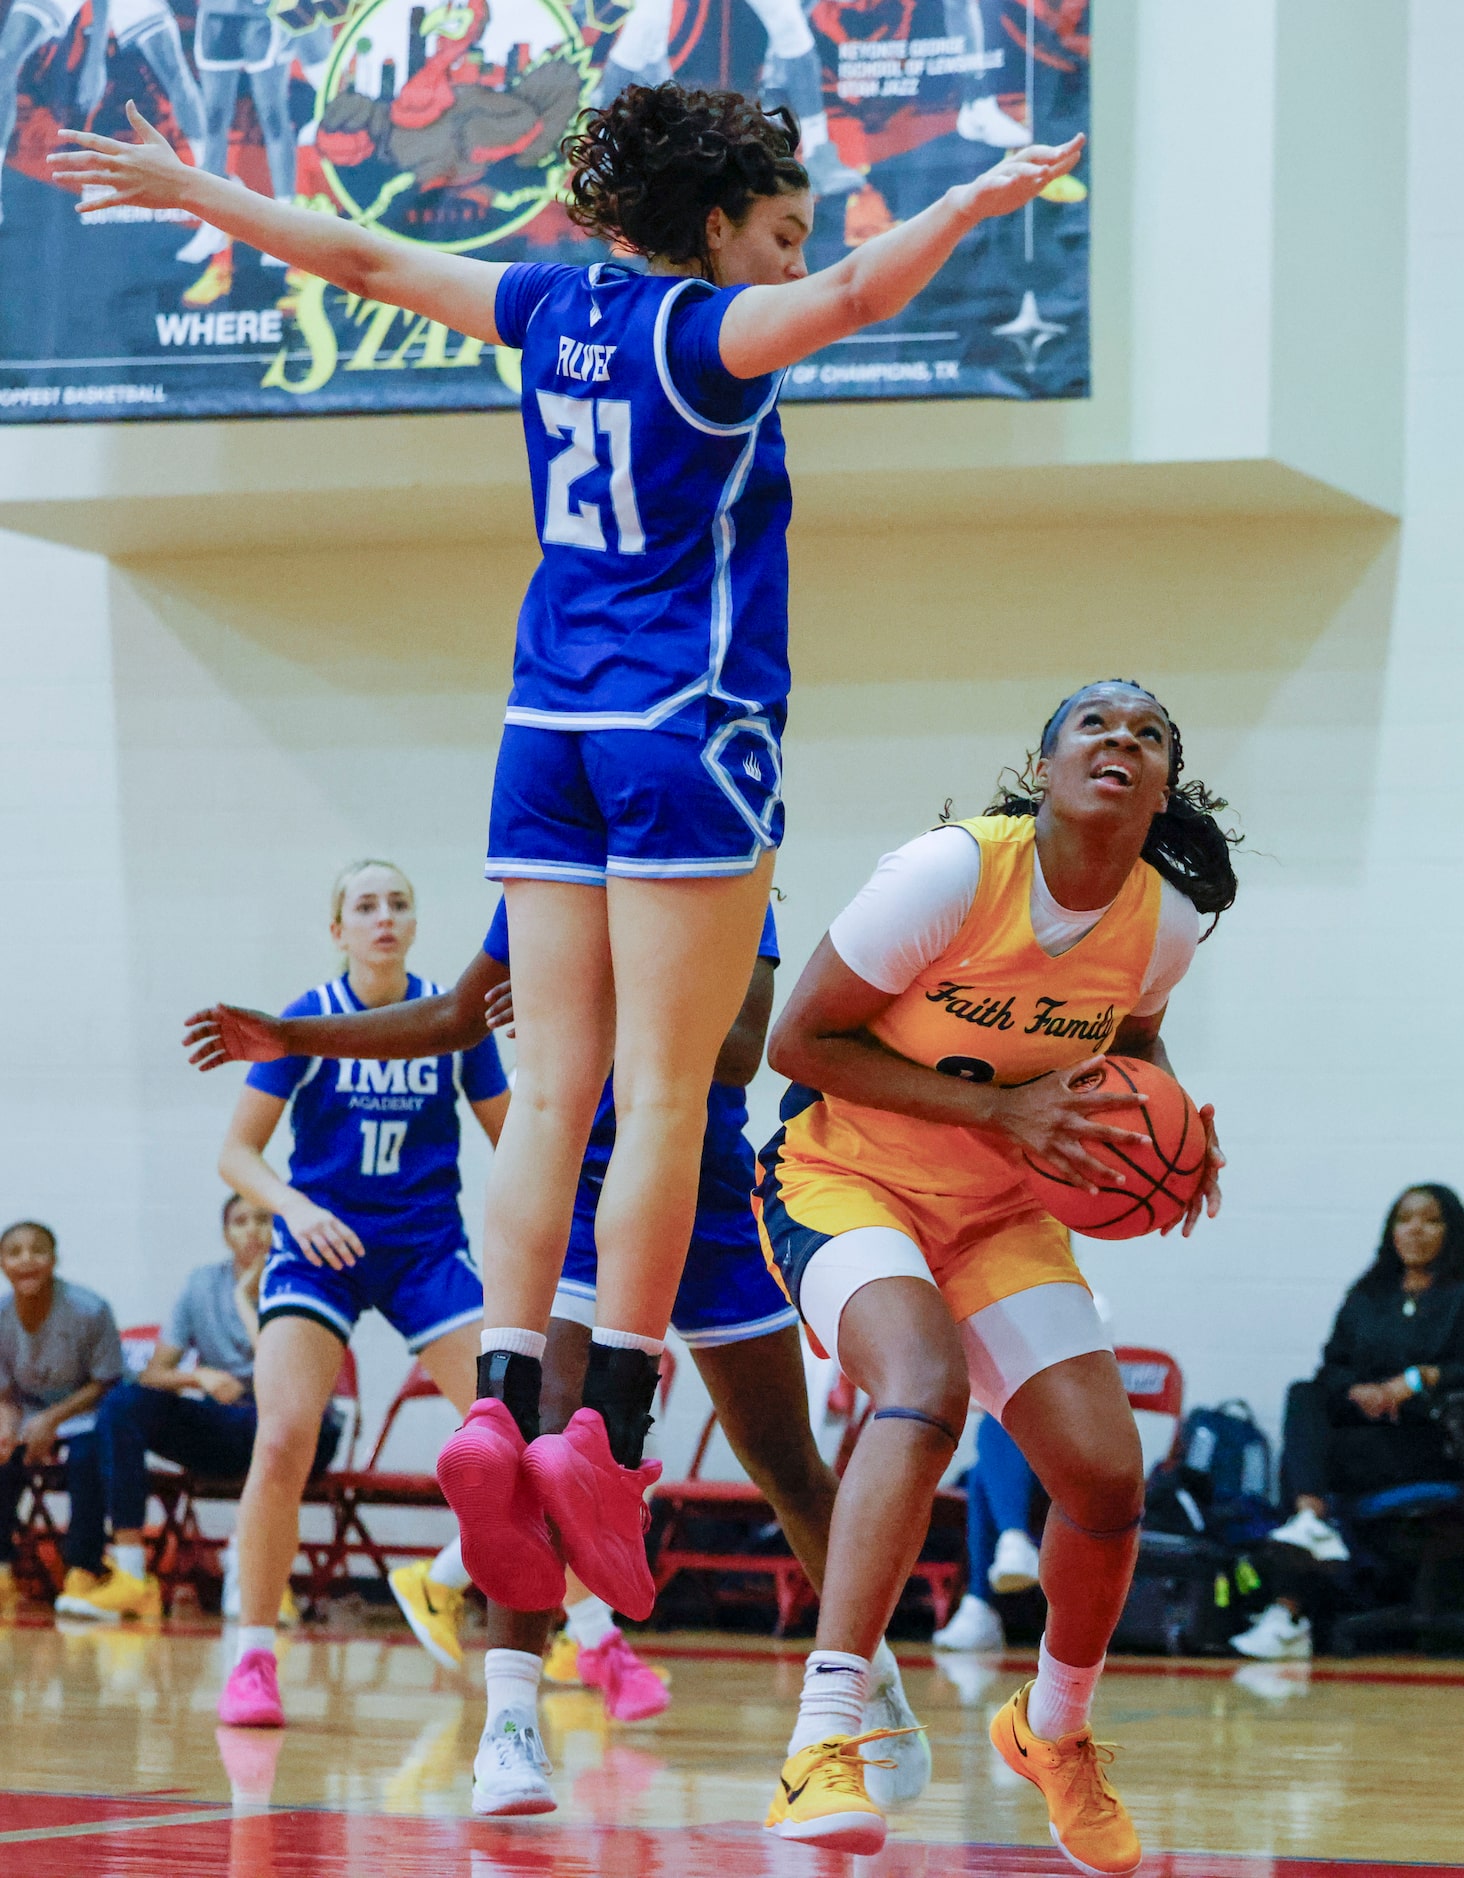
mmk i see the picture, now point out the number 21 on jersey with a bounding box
[537,392,645,555]
[360,1119,406,1176]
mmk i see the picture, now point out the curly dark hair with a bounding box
[979,679,1242,928]
[563,83,808,267]
[1355,1184,1464,1295]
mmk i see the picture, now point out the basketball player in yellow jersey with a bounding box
[753,681,1236,1871]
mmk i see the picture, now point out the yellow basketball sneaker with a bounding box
[989,1682,1141,1877]
[764,1731,909,1856]
[388,1560,464,1671]
[543,1631,582,1686]
[54,1566,162,1623]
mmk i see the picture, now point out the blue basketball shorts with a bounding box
[485,710,784,884]
[259,1209,482,1353]
[553,1190,798,1348]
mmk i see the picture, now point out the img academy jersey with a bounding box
[246,975,508,1239]
[494,262,792,736]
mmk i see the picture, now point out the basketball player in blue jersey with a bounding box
[185,895,931,1818]
[210,860,509,1730]
[58,90,1082,1617]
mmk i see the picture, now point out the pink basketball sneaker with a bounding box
[578,1627,671,1722]
[436,1398,566,1611]
[217,1648,285,1728]
[522,1410,661,1621]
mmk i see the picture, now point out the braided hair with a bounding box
[563,84,807,268]
[983,680,1241,929]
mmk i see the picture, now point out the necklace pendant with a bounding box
[1403,1297,1417,1317]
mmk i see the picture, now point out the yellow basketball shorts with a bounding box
[753,1125,1086,1347]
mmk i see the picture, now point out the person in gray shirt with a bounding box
[0,1222,123,1612]
[57,1194,340,1621]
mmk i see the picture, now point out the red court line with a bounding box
[0,1792,215,1832]
[2,1811,1459,1878]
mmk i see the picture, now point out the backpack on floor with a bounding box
[1175,1400,1275,1507]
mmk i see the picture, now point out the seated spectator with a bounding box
[56,1195,342,1622]
[1232,1182,1464,1660]
[931,1412,1041,1652]
[0,1222,124,1615]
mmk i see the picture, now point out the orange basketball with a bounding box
[1021,1055,1207,1240]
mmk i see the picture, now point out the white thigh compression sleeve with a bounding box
[799,1226,937,1368]
[744,0,815,59]
[612,0,676,71]
[959,1282,1111,1418]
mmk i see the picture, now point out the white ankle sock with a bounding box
[481,1327,547,1360]
[788,1650,869,1756]
[869,1636,898,1687]
[235,1625,276,1664]
[427,1537,471,1592]
[1026,1635,1103,1740]
[591,1326,665,1356]
[485,1646,543,1727]
[564,1593,617,1651]
[112,1543,147,1581]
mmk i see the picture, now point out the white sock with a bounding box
[427,1536,471,1592]
[481,1327,547,1360]
[235,1625,276,1664]
[112,1543,147,1581]
[591,1326,664,1356]
[787,1650,869,1756]
[1026,1635,1104,1741]
[485,1646,542,1727]
[802,109,830,148]
[564,1592,617,1651]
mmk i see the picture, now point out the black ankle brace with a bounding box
[872,1406,963,1446]
[477,1350,542,1444]
[582,1343,659,1469]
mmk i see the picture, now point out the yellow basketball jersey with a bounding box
[786,816,1163,1203]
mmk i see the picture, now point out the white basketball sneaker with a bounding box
[860,1642,931,1809]
[955,94,1031,147]
[1230,1603,1313,1661]
[1268,1506,1350,1563]
[932,1593,1005,1652]
[987,1528,1041,1595]
[472,1706,556,1816]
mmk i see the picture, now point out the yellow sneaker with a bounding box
[543,1631,581,1686]
[388,1560,464,1671]
[764,1731,905,1856]
[989,1681,1140,1877]
[182,251,233,307]
[54,1566,162,1623]
[0,1563,18,1618]
[1040,172,1089,205]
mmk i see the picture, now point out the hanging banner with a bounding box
[0,0,1088,422]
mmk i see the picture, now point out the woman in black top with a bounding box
[1232,1183,1464,1659]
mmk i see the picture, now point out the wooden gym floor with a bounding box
[2,1618,1461,1875]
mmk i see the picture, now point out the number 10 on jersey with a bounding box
[360,1119,406,1176]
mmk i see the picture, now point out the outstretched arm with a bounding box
[717,136,1084,378]
[185,950,508,1069]
[49,102,508,341]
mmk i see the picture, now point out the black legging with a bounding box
[1280,1379,1456,1505]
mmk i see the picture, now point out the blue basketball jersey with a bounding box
[246,975,508,1242]
[482,896,777,1228]
[494,261,792,737]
